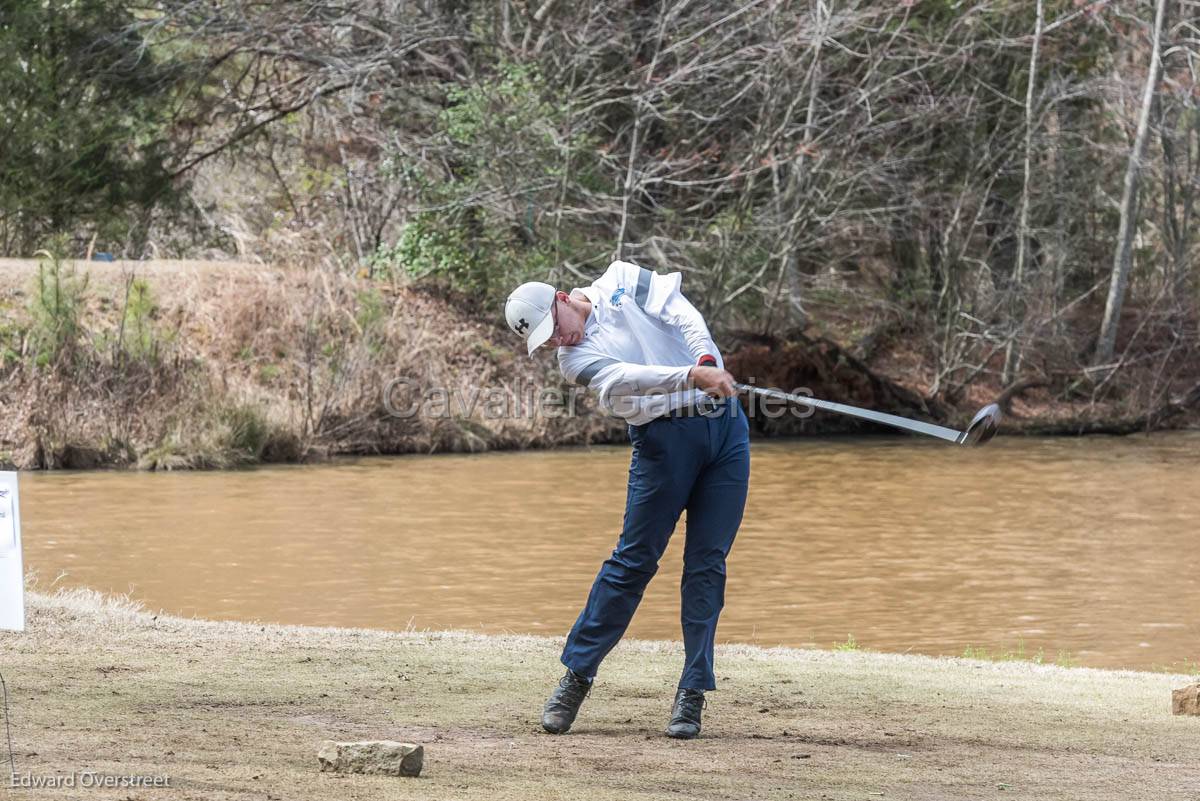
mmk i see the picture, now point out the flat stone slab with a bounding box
[317,740,424,777]
[1172,684,1200,716]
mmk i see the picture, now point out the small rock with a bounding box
[317,740,424,777]
[1172,683,1200,716]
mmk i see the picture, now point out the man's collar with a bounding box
[573,286,602,328]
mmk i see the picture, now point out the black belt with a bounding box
[663,396,731,418]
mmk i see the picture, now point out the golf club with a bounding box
[734,383,1001,447]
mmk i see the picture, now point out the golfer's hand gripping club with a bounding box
[690,366,738,398]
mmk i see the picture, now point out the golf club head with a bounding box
[961,403,1002,447]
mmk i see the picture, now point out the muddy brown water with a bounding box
[19,433,1200,671]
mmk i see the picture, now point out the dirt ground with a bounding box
[1,589,1197,801]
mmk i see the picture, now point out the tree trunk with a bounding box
[1002,0,1043,384]
[1094,0,1168,366]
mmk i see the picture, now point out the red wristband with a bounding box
[697,355,717,367]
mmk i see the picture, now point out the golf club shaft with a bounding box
[734,383,966,444]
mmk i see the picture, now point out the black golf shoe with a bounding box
[541,669,592,734]
[665,687,707,739]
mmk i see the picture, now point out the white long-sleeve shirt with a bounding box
[557,261,724,424]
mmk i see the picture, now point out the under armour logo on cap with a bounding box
[515,317,530,333]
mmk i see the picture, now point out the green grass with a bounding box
[961,639,1079,668]
[1148,658,1200,676]
[833,634,860,652]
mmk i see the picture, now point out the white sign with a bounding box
[0,471,24,632]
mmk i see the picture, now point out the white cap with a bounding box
[504,281,556,356]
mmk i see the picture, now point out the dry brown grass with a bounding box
[1,586,1197,800]
[0,258,620,469]
[1,258,1195,471]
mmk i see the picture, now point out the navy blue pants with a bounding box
[560,401,750,690]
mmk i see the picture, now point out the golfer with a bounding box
[504,261,750,739]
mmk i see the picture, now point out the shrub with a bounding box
[28,251,88,367]
[117,276,161,364]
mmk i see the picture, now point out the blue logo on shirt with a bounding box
[610,286,626,306]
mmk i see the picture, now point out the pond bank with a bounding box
[2,588,1197,800]
[1,258,1196,471]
